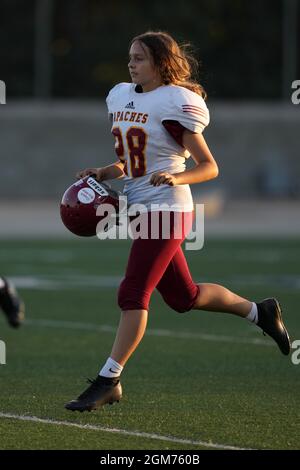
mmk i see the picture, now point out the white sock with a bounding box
[0,278,5,289]
[99,357,123,378]
[246,302,258,324]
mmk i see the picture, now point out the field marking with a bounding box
[6,274,300,291]
[1,246,299,263]
[9,275,121,290]
[0,412,252,450]
[25,318,274,347]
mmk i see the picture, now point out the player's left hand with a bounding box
[149,172,178,186]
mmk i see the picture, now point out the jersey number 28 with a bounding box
[112,127,147,178]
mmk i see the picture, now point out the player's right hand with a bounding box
[76,168,106,182]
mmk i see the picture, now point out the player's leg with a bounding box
[65,212,191,412]
[110,309,148,366]
[156,245,200,313]
[65,309,149,412]
[109,211,195,365]
[156,243,251,315]
[193,283,290,355]
[193,283,252,316]
[157,248,290,355]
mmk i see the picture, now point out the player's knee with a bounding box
[162,285,200,313]
[162,295,192,313]
[117,278,150,311]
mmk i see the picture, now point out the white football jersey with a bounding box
[106,82,210,212]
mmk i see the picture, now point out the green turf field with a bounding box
[0,238,299,450]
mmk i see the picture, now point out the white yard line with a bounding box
[5,274,300,291]
[0,412,252,450]
[25,318,273,347]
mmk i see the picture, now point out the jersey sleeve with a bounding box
[106,83,129,114]
[161,87,210,135]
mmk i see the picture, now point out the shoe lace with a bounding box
[78,378,100,399]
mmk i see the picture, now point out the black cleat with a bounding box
[65,376,122,412]
[0,277,25,328]
[257,298,291,355]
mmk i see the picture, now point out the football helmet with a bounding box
[60,176,120,237]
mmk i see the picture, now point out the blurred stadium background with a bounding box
[0,0,300,451]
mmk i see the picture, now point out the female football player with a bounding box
[65,31,290,412]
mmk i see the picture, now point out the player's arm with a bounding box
[174,130,219,184]
[76,161,125,182]
[150,131,218,186]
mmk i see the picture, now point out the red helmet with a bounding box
[60,176,120,237]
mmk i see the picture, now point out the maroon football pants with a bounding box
[118,212,199,312]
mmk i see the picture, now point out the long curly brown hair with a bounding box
[130,31,206,99]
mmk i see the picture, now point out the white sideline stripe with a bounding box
[10,275,121,290]
[25,318,273,347]
[0,412,251,450]
[8,274,300,291]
